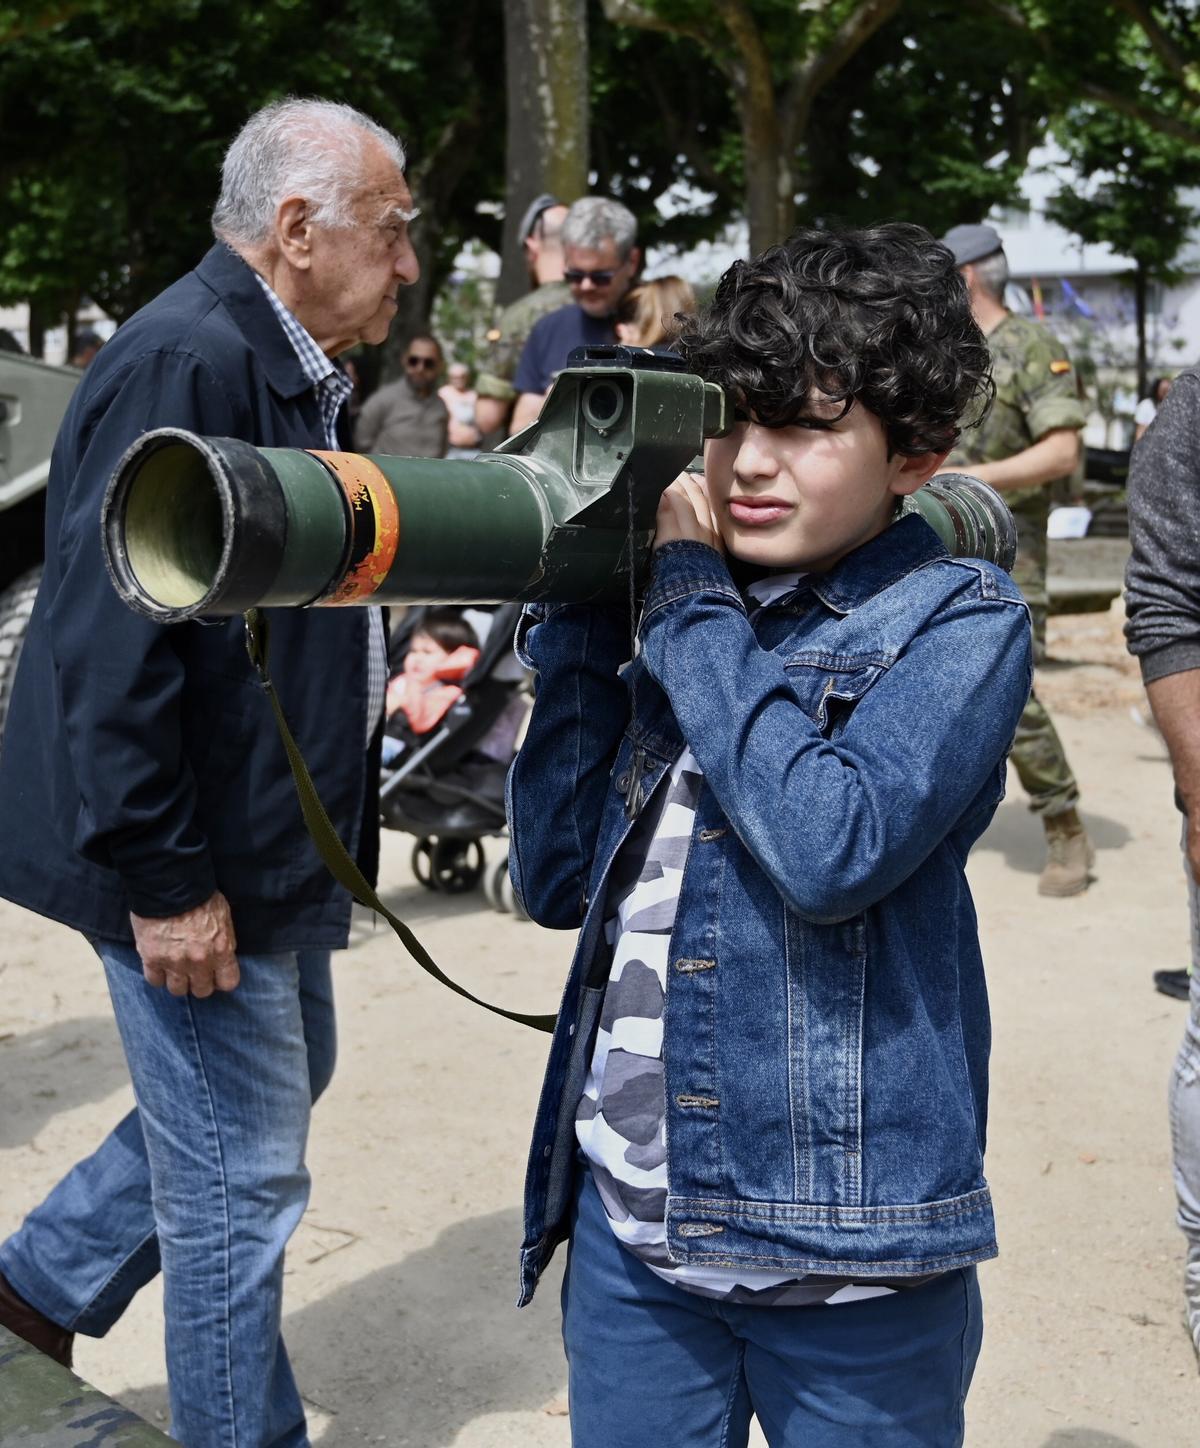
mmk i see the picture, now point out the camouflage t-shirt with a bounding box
[475,281,572,403]
[575,574,938,1305]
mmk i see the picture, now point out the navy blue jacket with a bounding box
[0,244,380,951]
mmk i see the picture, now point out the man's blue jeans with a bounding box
[562,1170,982,1447]
[0,943,335,1448]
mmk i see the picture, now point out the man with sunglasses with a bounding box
[355,332,450,457]
[509,196,641,435]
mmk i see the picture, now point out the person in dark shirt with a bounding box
[509,196,640,434]
[0,98,419,1446]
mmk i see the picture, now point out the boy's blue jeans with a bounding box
[0,942,335,1448]
[562,1170,982,1448]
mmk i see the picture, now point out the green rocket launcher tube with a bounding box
[101,350,1016,622]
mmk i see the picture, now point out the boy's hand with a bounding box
[653,473,724,554]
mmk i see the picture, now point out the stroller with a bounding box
[379,603,529,914]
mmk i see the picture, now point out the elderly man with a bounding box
[354,331,449,456]
[509,196,640,435]
[940,222,1093,898]
[0,98,417,1446]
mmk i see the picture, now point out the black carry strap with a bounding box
[243,608,556,1034]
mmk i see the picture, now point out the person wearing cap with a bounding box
[940,222,1093,897]
[474,193,571,438]
[508,196,641,436]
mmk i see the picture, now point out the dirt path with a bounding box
[0,599,1194,1446]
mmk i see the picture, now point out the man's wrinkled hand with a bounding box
[653,473,724,554]
[130,891,240,997]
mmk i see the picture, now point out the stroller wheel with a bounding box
[499,867,529,922]
[411,837,440,890]
[430,837,486,894]
[486,857,510,913]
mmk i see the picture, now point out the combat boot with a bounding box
[1038,807,1094,897]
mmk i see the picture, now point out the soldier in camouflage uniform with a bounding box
[475,193,570,438]
[942,223,1094,896]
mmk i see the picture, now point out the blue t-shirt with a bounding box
[514,304,616,394]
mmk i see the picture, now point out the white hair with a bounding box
[562,197,638,260]
[212,98,406,246]
[971,249,1008,304]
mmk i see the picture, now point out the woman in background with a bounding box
[614,275,696,349]
[1134,375,1174,441]
[439,361,482,458]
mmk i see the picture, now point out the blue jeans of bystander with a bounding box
[562,1169,982,1448]
[0,943,335,1448]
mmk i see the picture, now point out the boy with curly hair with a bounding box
[506,223,1032,1446]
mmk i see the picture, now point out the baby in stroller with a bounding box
[382,610,481,764]
[379,603,529,904]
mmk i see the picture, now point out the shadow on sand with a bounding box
[1040,1431,1139,1448]
[971,799,1132,878]
[0,1015,129,1150]
[115,1206,567,1447]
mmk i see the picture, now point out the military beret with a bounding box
[518,193,561,245]
[940,223,1004,267]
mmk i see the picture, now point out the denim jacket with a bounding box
[506,515,1032,1306]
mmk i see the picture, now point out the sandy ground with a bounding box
[1,590,1197,1447]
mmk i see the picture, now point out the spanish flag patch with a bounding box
[1049,359,1071,374]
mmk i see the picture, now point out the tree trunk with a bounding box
[26,300,50,359]
[497,0,589,306]
[1134,264,1148,398]
[742,106,794,256]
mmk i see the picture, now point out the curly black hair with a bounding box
[678,223,994,456]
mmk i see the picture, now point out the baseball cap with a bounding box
[941,223,1004,267]
[518,193,561,244]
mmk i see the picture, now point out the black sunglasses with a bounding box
[405,355,438,369]
[564,268,618,286]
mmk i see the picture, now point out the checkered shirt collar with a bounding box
[252,272,352,446]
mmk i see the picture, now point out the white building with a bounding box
[0,301,115,367]
[987,156,1200,446]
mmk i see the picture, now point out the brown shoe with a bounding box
[1038,807,1094,897]
[0,1270,74,1368]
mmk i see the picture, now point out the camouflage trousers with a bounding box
[1011,595,1079,818]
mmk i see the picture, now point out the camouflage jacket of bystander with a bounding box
[475,280,572,403]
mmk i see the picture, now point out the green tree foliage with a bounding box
[1046,102,1200,392]
[803,0,1051,229]
[0,0,503,338]
[601,0,909,253]
[496,0,589,305]
[5,0,1200,360]
[601,0,1200,253]
[588,12,740,256]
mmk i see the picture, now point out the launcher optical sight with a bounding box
[101,348,1016,622]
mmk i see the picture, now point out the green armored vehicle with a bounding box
[0,350,79,740]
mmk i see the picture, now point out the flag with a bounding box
[1031,277,1045,320]
[1061,277,1095,318]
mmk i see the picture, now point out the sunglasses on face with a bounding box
[406,355,438,369]
[564,268,619,286]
